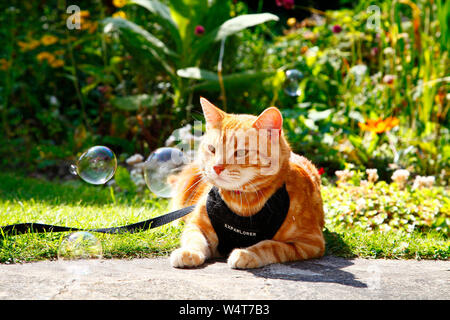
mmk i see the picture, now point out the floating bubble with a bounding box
[284,69,304,97]
[143,147,186,198]
[70,146,117,185]
[58,232,103,260]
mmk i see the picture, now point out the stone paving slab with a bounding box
[0,256,448,300]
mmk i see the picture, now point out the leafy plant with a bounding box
[102,0,279,112]
[323,179,450,236]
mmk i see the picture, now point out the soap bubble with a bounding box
[70,146,117,185]
[143,147,186,198]
[284,69,304,97]
[58,232,103,260]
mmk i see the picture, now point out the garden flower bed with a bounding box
[0,1,448,262]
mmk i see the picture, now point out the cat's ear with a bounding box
[200,97,224,128]
[252,107,283,131]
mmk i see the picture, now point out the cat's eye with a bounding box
[208,144,216,154]
[235,149,248,158]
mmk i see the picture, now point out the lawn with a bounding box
[1,172,447,263]
[0,173,181,263]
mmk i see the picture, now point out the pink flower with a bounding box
[194,25,205,36]
[371,47,379,56]
[332,25,342,33]
[97,85,111,95]
[275,0,294,9]
[283,0,294,9]
[383,74,395,85]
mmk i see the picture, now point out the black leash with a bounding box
[0,205,195,239]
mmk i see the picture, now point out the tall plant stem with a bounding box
[2,9,16,137]
[66,30,89,130]
[218,38,227,111]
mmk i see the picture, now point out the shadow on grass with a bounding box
[323,227,356,258]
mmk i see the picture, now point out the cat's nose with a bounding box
[213,165,225,175]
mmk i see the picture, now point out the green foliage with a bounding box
[324,182,450,236]
[114,166,137,193]
[1,0,447,182]
[102,0,278,110]
[229,0,449,179]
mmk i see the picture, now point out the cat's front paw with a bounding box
[228,249,263,269]
[170,248,206,268]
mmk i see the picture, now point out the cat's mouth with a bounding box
[203,167,255,191]
[206,174,238,190]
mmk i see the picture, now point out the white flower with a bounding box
[130,168,146,187]
[424,176,435,188]
[366,168,379,183]
[391,169,410,189]
[356,198,366,211]
[383,47,395,55]
[126,153,144,165]
[412,175,435,189]
[335,169,354,183]
[349,64,368,85]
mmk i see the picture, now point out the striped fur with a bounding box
[170,98,325,269]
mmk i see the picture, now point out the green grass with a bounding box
[324,226,448,260]
[0,173,180,263]
[0,172,448,263]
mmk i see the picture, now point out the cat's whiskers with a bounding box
[247,180,266,216]
[243,180,260,219]
[247,179,264,204]
[183,174,207,204]
[239,187,243,214]
[242,188,251,214]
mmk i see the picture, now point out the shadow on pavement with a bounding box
[184,230,367,288]
[239,228,367,288]
[248,256,367,288]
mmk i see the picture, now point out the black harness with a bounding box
[206,184,290,256]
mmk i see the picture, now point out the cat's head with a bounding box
[198,97,290,192]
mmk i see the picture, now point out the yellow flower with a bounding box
[0,58,11,71]
[89,21,98,34]
[18,39,40,52]
[287,17,297,27]
[81,21,98,34]
[112,11,127,19]
[113,0,127,8]
[79,10,90,18]
[18,41,30,51]
[41,35,58,46]
[36,52,56,64]
[59,37,77,45]
[358,117,399,134]
[50,59,64,68]
[342,16,352,24]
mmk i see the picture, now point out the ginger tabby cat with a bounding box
[169,97,325,269]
